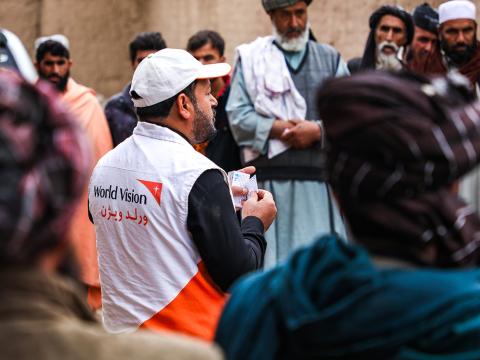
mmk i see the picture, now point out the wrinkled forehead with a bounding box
[377,14,406,31]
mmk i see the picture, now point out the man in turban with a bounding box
[319,70,480,268]
[348,5,414,73]
[412,0,480,87]
[226,0,349,268]
[406,3,439,68]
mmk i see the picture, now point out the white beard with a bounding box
[273,23,310,52]
[375,41,403,71]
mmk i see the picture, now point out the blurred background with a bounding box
[0,0,464,98]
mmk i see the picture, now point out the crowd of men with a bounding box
[2,0,480,359]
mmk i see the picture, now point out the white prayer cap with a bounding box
[34,34,70,50]
[439,0,476,24]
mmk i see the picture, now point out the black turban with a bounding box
[318,70,480,268]
[413,3,439,35]
[360,6,415,69]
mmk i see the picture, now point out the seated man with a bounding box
[0,72,221,360]
[215,71,480,359]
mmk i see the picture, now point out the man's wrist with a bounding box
[313,120,325,147]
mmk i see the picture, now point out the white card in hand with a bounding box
[228,171,258,209]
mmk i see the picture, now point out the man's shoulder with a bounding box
[236,36,273,54]
[105,84,132,110]
[308,41,340,58]
[36,320,222,360]
[66,78,96,98]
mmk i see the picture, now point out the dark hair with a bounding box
[186,30,225,57]
[36,40,70,63]
[129,32,167,63]
[133,81,197,120]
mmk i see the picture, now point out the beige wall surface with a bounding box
[0,0,478,98]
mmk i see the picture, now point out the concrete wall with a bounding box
[0,0,476,98]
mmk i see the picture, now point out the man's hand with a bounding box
[242,190,277,231]
[281,119,321,149]
[269,119,295,139]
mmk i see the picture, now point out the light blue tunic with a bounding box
[227,44,350,268]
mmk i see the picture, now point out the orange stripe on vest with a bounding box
[140,262,226,341]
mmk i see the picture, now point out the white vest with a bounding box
[89,122,228,339]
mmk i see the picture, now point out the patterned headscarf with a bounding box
[318,70,480,267]
[0,71,91,265]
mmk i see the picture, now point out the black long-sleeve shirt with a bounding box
[187,169,266,292]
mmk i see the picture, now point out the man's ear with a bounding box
[176,93,193,121]
[220,55,226,63]
[67,59,73,69]
[34,61,39,71]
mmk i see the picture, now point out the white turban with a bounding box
[439,0,476,24]
[34,34,70,50]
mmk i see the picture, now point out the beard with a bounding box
[40,70,70,92]
[442,40,477,67]
[376,41,403,71]
[273,22,310,52]
[192,101,217,144]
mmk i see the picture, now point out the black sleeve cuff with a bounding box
[241,216,264,234]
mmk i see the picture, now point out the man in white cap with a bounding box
[88,48,276,341]
[413,0,480,87]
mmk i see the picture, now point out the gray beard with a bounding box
[375,41,403,71]
[273,23,309,52]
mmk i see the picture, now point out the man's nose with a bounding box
[386,29,394,41]
[289,15,300,29]
[457,31,466,44]
[425,41,433,52]
[211,94,218,108]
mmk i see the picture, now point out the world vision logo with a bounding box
[137,180,163,206]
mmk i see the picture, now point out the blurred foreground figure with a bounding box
[0,72,222,360]
[321,71,480,267]
[216,71,480,360]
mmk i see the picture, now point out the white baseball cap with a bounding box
[439,0,476,24]
[130,48,231,108]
